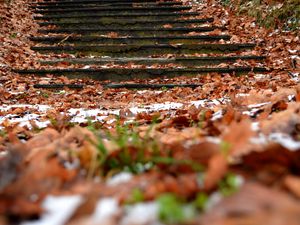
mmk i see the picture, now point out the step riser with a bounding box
[35,9,191,16]
[16,68,266,81]
[104,84,200,89]
[39,23,205,29]
[40,56,265,66]
[34,6,191,14]
[35,0,167,5]
[33,2,182,9]
[38,20,213,28]
[31,38,230,45]
[38,28,218,35]
[32,45,255,57]
[34,12,199,20]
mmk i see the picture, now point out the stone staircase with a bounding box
[15,0,267,87]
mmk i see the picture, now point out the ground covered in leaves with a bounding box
[0,0,300,224]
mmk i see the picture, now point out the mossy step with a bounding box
[15,67,267,81]
[33,1,182,9]
[34,6,191,14]
[33,12,199,20]
[38,26,221,35]
[30,35,229,45]
[40,55,265,66]
[37,18,213,28]
[31,43,256,56]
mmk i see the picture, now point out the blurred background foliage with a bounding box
[220,0,299,30]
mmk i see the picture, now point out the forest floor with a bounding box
[0,0,300,224]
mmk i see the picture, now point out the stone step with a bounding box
[37,18,213,28]
[33,84,84,89]
[34,6,191,14]
[34,0,170,5]
[38,26,222,35]
[33,12,199,21]
[39,55,265,66]
[31,43,256,56]
[30,34,230,45]
[15,67,268,81]
[32,83,202,89]
[33,1,182,9]
[104,83,201,89]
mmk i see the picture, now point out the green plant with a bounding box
[220,140,231,156]
[220,0,231,6]
[39,91,49,98]
[49,117,57,127]
[193,192,209,211]
[91,122,203,176]
[219,173,242,196]
[197,110,207,129]
[16,92,29,100]
[161,86,168,91]
[157,193,196,224]
[55,90,66,95]
[0,130,7,138]
[10,33,17,38]
[86,117,103,132]
[126,188,145,204]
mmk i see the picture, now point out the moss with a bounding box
[234,0,299,30]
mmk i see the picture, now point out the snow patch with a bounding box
[211,110,223,121]
[121,202,160,225]
[247,102,271,108]
[0,98,230,129]
[251,132,300,151]
[22,195,83,225]
[269,133,300,151]
[106,172,133,186]
[92,198,120,223]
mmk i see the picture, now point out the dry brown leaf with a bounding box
[200,182,300,225]
[107,32,119,38]
[163,24,173,28]
[284,175,300,198]
[204,153,228,190]
[223,119,255,157]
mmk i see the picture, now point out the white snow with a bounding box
[206,136,222,144]
[121,202,160,225]
[0,104,51,112]
[269,133,300,151]
[106,172,133,186]
[211,110,223,121]
[251,132,300,151]
[288,49,298,54]
[22,195,83,225]
[247,102,271,108]
[92,198,120,223]
[242,102,272,117]
[191,97,230,108]
[0,98,230,129]
[205,192,223,211]
[251,122,260,131]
